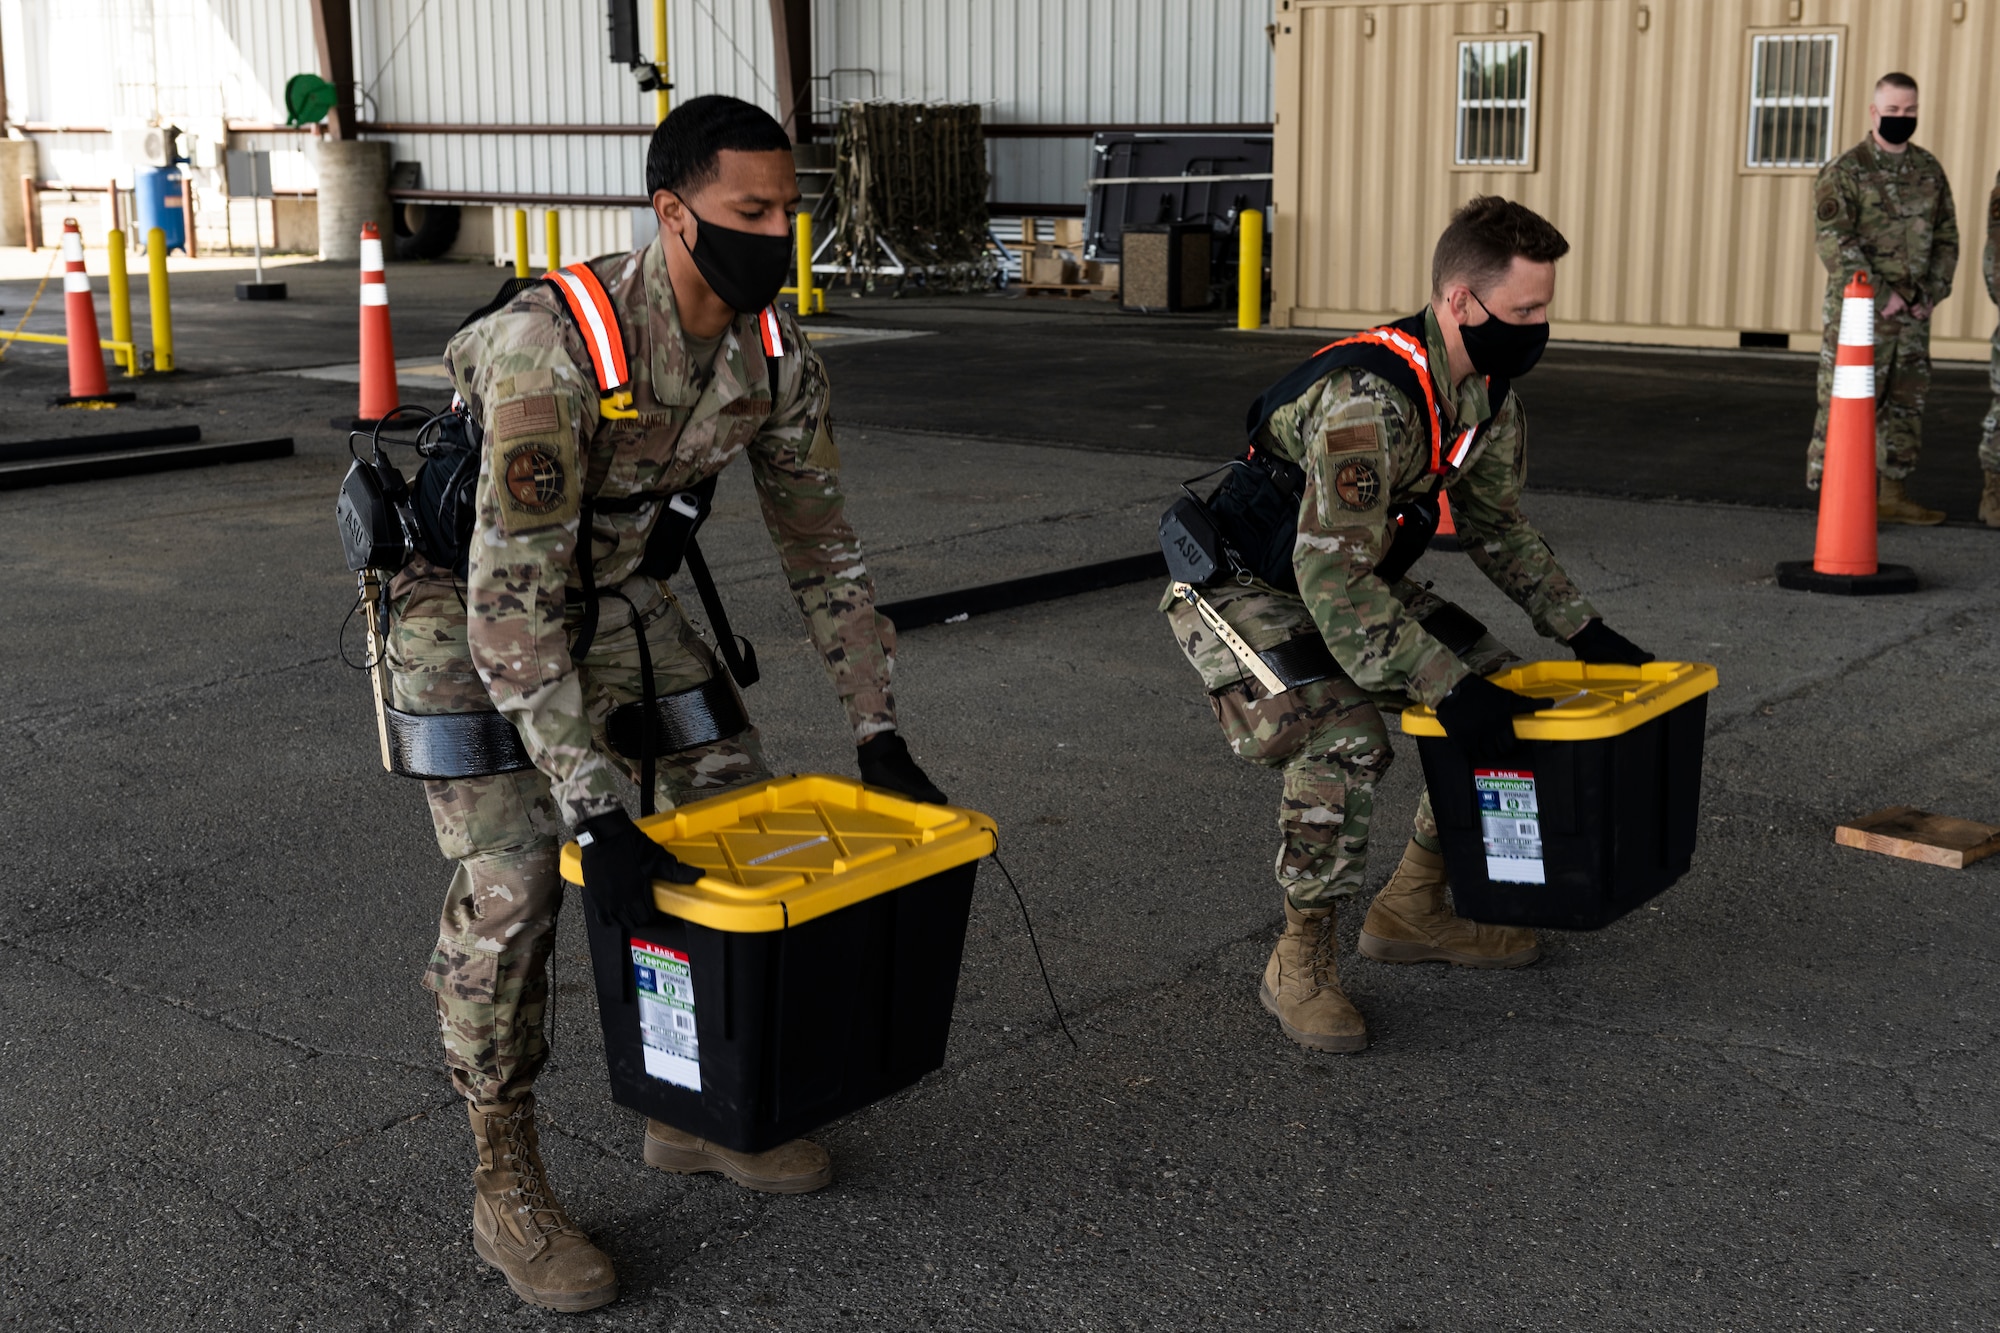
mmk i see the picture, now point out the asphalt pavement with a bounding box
[2,258,1997,1331]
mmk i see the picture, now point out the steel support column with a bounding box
[767,0,813,141]
[310,0,358,141]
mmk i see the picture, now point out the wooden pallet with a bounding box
[1834,805,2000,869]
[1017,282,1113,299]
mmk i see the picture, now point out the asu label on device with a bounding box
[631,939,701,1091]
[1474,768,1545,884]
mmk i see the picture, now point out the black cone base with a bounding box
[52,391,137,408]
[236,281,288,300]
[1776,560,1919,595]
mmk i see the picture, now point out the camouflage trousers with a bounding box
[387,573,769,1105]
[1808,292,1930,485]
[1183,586,1518,909]
[1979,325,2000,475]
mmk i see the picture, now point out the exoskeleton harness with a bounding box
[340,264,782,809]
[1159,312,1510,694]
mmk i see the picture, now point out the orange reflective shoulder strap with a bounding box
[1312,326,1448,474]
[546,262,631,394]
[757,306,786,358]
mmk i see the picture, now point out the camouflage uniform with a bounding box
[1809,135,1959,484]
[1978,170,2000,474]
[387,235,897,1104]
[1163,308,1598,908]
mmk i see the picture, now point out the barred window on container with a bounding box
[1747,32,1840,169]
[1455,39,1536,167]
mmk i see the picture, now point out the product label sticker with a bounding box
[630,939,701,1091]
[1474,768,1545,884]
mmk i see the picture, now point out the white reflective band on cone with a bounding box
[1838,297,1874,347]
[361,283,389,307]
[63,271,91,293]
[1832,365,1875,399]
[360,238,386,269]
[62,234,84,262]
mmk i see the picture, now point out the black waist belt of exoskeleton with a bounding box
[384,474,757,792]
[1248,602,1493,693]
[383,675,746,781]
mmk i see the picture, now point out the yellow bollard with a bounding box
[513,209,530,279]
[1237,209,1264,331]
[544,209,561,273]
[147,227,174,373]
[653,0,671,123]
[794,212,816,317]
[106,228,135,375]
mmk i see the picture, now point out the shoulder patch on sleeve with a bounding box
[494,394,559,441]
[1817,195,1842,223]
[1988,193,2000,225]
[1322,423,1379,457]
[1332,457,1384,512]
[489,393,579,533]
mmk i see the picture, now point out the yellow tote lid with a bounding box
[557,774,998,933]
[1401,661,1719,742]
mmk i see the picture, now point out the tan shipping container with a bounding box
[1269,0,2000,360]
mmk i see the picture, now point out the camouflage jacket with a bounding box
[1163,307,1596,706]
[1814,136,1959,307]
[1985,170,1999,306]
[434,234,895,822]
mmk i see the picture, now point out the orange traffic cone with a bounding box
[339,222,399,429]
[53,217,132,407]
[1777,272,1917,595]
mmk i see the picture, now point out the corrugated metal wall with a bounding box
[3,0,1272,237]
[1271,0,1999,358]
[4,0,315,183]
[352,0,776,200]
[814,0,1273,204]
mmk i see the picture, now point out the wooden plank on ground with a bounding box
[1834,805,2000,870]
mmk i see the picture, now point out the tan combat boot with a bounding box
[1257,900,1368,1052]
[468,1096,619,1313]
[1979,471,2000,528]
[1877,476,1946,525]
[644,1121,833,1194]
[1358,841,1541,969]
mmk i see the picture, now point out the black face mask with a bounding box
[1459,291,1550,379]
[1876,115,1917,146]
[672,197,794,313]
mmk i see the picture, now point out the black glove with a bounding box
[1434,674,1549,763]
[1567,619,1654,666]
[856,731,948,804]
[576,809,702,929]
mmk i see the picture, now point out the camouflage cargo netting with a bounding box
[826,101,996,292]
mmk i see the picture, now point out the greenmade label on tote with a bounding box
[631,939,700,1091]
[1475,768,1545,884]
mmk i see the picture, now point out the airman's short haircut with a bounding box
[1875,72,1919,96]
[646,95,792,197]
[1430,196,1570,298]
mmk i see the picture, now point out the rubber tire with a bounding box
[393,202,461,260]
